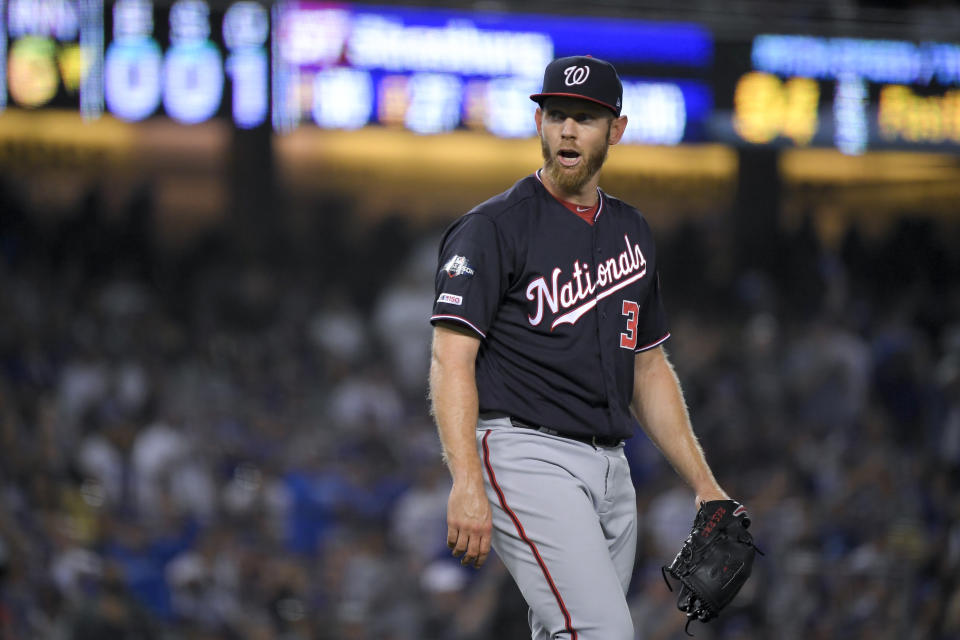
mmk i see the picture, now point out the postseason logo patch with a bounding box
[437,293,463,306]
[443,255,475,278]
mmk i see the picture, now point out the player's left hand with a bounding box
[662,499,762,634]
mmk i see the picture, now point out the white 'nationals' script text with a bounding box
[526,234,647,330]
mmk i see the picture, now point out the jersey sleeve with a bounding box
[634,268,671,352]
[430,213,503,339]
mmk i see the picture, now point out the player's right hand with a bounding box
[446,478,492,568]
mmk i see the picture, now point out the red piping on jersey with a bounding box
[481,430,577,639]
[635,332,671,352]
[430,314,486,339]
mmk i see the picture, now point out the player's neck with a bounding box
[538,168,600,207]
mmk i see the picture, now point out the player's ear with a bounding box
[608,115,628,145]
[535,107,543,136]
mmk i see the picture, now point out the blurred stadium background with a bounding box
[1,0,959,638]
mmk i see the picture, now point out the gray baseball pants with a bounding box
[477,416,637,640]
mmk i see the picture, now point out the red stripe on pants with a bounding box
[481,429,577,639]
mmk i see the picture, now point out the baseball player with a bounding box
[428,55,732,639]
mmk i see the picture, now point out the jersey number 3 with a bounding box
[620,300,640,350]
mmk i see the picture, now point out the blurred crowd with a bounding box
[0,177,958,640]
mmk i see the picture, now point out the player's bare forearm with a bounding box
[429,324,492,567]
[429,324,484,481]
[631,347,727,503]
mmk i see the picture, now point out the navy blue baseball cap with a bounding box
[530,55,623,117]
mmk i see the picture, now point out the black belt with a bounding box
[510,418,623,448]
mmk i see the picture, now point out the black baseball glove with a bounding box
[662,499,762,634]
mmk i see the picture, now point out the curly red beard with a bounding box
[539,123,610,195]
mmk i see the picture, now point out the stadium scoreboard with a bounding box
[1,0,713,144]
[727,34,960,153]
[1,0,269,126]
[2,0,959,154]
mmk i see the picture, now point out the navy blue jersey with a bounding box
[431,172,670,441]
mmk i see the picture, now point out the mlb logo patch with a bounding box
[438,293,463,306]
[443,255,475,278]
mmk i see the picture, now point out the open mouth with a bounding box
[557,149,581,168]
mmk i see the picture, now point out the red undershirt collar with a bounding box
[535,170,602,225]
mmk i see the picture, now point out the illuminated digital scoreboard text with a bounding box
[270,3,713,144]
[729,35,960,153]
[0,0,714,144]
[4,3,959,153]
[103,0,268,126]
[1,0,270,127]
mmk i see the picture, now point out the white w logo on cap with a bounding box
[563,65,590,86]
